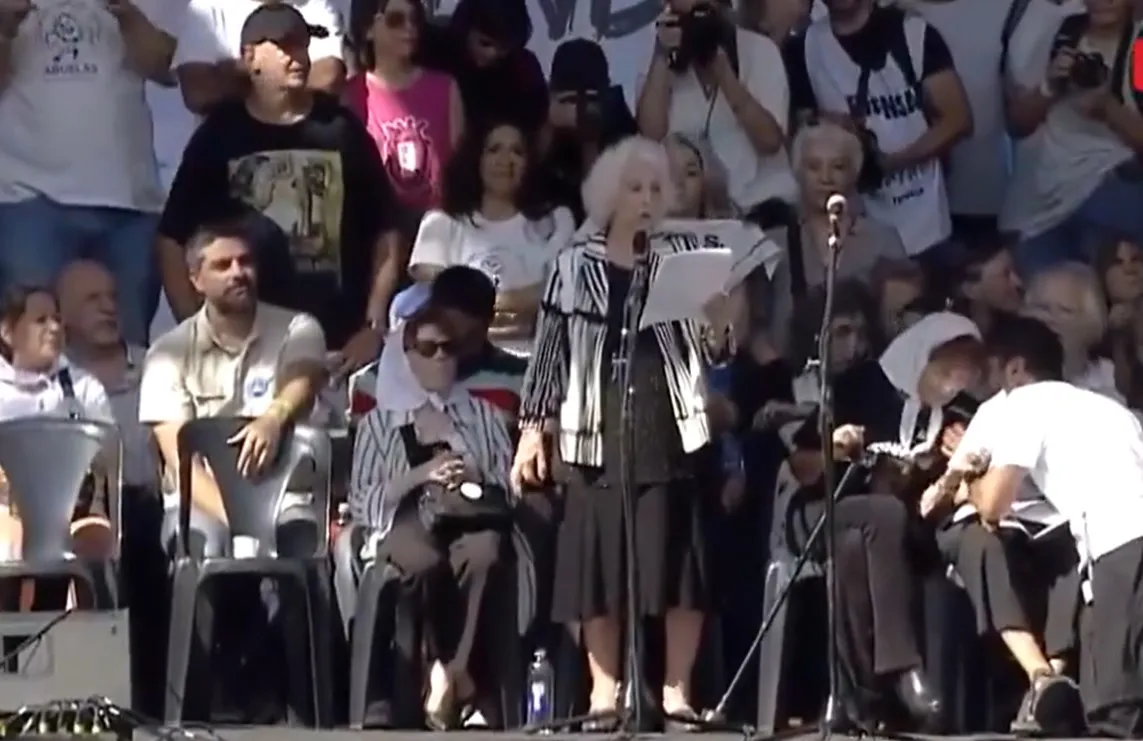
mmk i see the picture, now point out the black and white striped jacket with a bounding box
[520,230,715,467]
[348,393,514,537]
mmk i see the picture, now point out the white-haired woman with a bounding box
[768,121,908,350]
[1023,262,1124,402]
[513,136,720,729]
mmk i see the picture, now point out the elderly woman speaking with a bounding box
[513,136,726,729]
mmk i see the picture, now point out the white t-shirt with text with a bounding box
[0,0,166,211]
[409,208,576,292]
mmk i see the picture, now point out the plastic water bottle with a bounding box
[526,648,554,730]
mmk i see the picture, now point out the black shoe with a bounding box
[1012,672,1085,737]
[894,668,943,731]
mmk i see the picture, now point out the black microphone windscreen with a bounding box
[633,231,648,256]
[744,198,796,230]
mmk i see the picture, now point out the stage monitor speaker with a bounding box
[0,609,130,712]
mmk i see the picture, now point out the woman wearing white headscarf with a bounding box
[785,311,984,730]
[339,302,514,729]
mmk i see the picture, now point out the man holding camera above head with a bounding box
[1002,0,1143,279]
[636,0,796,214]
[784,0,972,265]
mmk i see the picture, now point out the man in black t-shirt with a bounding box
[157,3,407,375]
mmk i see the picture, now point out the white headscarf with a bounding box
[878,312,981,449]
[374,329,445,414]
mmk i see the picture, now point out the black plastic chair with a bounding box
[0,417,120,602]
[163,417,334,727]
[346,521,535,730]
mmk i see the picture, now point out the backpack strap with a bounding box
[888,11,924,91]
[1000,0,1036,76]
[57,367,80,421]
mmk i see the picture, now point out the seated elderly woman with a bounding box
[0,285,116,611]
[787,312,985,731]
[767,121,908,351]
[408,115,575,354]
[339,302,514,729]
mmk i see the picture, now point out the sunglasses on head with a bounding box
[410,338,456,358]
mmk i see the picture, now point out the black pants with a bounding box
[937,520,1080,657]
[1082,537,1143,736]
[832,493,925,682]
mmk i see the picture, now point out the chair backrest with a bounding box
[176,417,332,558]
[0,418,119,564]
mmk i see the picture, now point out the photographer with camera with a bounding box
[1001,0,1143,279]
[636,0,796,213]
[784,0,971,265]
[542,39,637,223]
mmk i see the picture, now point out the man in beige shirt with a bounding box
[139,219,328,559]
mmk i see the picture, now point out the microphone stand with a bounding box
[708,211,867,740]
[816,216,848,737]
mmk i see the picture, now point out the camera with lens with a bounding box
[668,2,725,71]
[1069,51,1108,89]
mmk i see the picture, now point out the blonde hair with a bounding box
[665,133,739,219]
[1024,262,1108,348]
[581,136,678,228]
[790,120,864,186]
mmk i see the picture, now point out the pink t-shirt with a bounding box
[345,69,453,212]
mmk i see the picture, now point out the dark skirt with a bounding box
[550,465,713,623]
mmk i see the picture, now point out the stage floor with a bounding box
[155,732,1105,741]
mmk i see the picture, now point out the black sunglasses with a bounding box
[409,338,456,358]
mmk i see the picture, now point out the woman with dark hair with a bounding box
[0,285,116,611]
[419,0,548,130]
[408,117,574,352]
[344,0,465,220]
[341,302,513,728]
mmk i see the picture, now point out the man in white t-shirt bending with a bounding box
[958,313,1143,736]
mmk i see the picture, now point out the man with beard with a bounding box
[138,219,328,721]
[951,231,1025,336]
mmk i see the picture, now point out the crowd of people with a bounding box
[1,0,1143,734]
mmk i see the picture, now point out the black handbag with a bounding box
[398,424,512,532]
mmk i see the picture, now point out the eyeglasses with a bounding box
[410,338,456,358]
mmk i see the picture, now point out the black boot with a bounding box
[894,668,943,731]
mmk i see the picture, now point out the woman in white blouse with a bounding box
[343,303,514,729]
[409,115,575,351]
[0,285,116,609]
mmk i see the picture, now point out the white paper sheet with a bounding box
[639,248,734,329]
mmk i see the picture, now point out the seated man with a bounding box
[138,219,328,720]
[58,260,166,716]
[950,314,1143,737]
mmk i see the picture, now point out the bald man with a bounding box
[57,259,167,717]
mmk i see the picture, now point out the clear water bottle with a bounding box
[526,648,554,730]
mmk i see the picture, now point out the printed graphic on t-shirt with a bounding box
[379,115,436,206]
[33,0,113,78]
[227,149,345,277]
[467,248,528,291]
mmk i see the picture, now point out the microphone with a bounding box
[633,230,648,257]
[826,194,846,251]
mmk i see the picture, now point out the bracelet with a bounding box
[265,400,291,422]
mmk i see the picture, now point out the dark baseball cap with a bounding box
[549,38,609,93]
[240,3,329,47]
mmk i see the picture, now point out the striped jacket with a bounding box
[520,230,715,467]
[348,392,514,537]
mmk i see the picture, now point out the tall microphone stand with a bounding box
[706,204,861,740]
